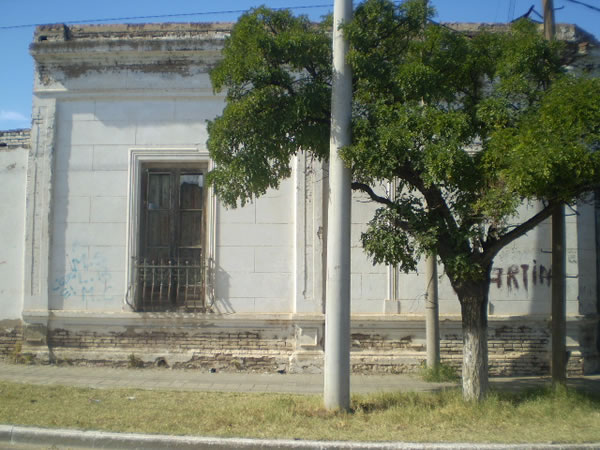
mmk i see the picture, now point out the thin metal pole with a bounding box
[552,203,567,385]
[542,0,567,387]
[543,0,556,40]
[324,0,353,411]
[425,254,440,369]
[421,0,440,372]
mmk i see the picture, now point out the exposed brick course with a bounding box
[36,319,592,375]
[351,333,417,351]
[0,323,23,359]
[0,129,30,149]
[49,329,293,352]
[439,324,557,376]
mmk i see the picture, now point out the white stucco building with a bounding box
[0,22,598,375]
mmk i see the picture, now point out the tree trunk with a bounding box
[459,283,489,401]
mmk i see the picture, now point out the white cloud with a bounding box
[0,110,28,121]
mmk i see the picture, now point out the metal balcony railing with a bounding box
[133,257,205,312]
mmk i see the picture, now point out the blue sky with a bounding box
[1,0,598,131]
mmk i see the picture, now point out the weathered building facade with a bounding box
[1,22,599,375]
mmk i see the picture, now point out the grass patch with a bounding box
[419,363,460,383]
[0,381,599,443]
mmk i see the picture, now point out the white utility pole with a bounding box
[324,0,353,410]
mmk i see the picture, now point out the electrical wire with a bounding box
[0,4,334,30]
[2,0,595,32]
[508,0,516,21]
[563,0,600,12]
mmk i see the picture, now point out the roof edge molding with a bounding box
[30,23,235,74]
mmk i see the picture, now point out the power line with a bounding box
[0,4,334,30]
[563,0,600,12]
[508,0,516,21]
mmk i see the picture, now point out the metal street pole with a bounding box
[552,203,567,386]
[425,254,440,369]
[543,0,556,40]
[324,0,353,410]
[420,0,440,371]
[542,0,567,386]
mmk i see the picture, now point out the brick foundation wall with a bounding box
[0,129,30,149]
[351,333,418,351]
[49,328,292,352]
[47,328,293,372]
[0,322,23,359]
[18,316,595,375]
[351,357,422,374]
[440,324,556,376]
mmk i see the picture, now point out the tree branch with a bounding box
[351,181,416,233]
[394,165,462,240]
[351,182,395,207]
[386,166,470,263]
[480,203,555,265]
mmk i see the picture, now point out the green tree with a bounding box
[207,0,600,401]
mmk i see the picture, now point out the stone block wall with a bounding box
[48,328,292,352]
[45,326,294,372]
[24,316,594,376]
[0,321,23,359]
[0,129,30,149]
[0,135,28,321]
[351,333,417,351]
[440,324,553,376]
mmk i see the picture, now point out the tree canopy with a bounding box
[208,9,332,206]
[207,0,600,400]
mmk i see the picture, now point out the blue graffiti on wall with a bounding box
[52,242,113,302]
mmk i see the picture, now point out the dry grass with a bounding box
[0,381,599,443]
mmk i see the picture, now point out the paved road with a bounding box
[0,361,456,394]
[0,361,599,394]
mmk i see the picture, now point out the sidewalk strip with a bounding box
[2,425,599,450]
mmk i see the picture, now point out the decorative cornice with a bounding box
[30,23,234,79]
[29,21,598,82]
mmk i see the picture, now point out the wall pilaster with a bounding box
[22,98,57,340]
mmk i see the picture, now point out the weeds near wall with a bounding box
[8,342,35,365]
[127,354,144,369]
[419,362,460,383]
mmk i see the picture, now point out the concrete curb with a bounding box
[1,425,599,450]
